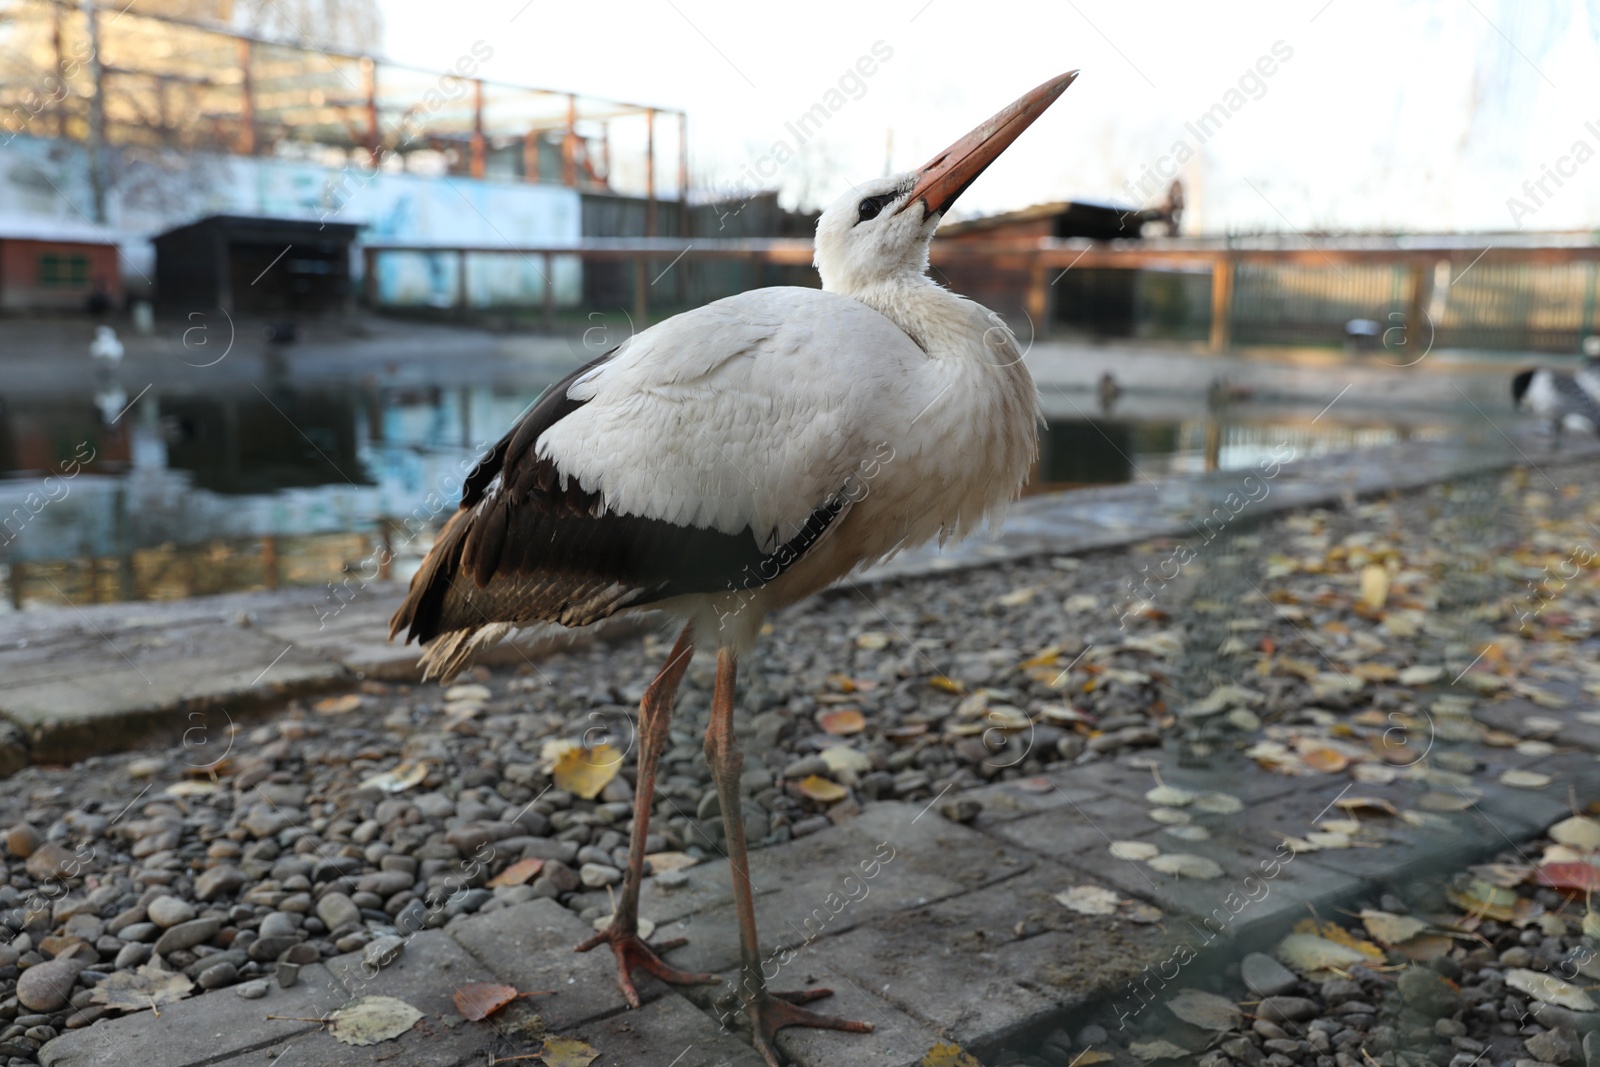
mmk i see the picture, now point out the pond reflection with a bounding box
[0,369,1453,612]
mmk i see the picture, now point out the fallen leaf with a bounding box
[165,780,218,797]
[1337,797,1399,816]
[1550,816,1600,850]
[818,709,866,736]
[90,964,194,1011]
[1131,1039,1191,1062]
[922,1043,984,1067]
[1392,933,1455,961]
[444,683,492,703]
[314,694,363,715]
[328,995,422,1046]
[1300,747,1350,774]
[797,775,847,804]
[1192,792,1244,814]
[1537,863,1600,893]
[1398,665,1444,686]
[1055,885,1121,916]
[1125,903,1165,924]
[1500,769,1552,790]
[454,983,519,1021]
[538,1037,601,1067]
[1359,564,1390,611]
[1506,968,1598,1011]
[1164,825,1212,841]
[591,914,654,941]
[1109,841,1160,862]
[820,746,872,776]
[550,743,622,800]
[487,857,543,888]
[1585,910,1600,941]
[1275,933,1372,976]
[929,676,966,695]
[1073,1054,1115,1066]
[1360,910,1429,945]
[1448,879,1523,921]
[1418,790,1479,812]
[1292,919,1385,961]
[646,851,698,874]
[856,631,889,650]
[359,761,429,794]
[1167,988,1241,1031]
[1149,808,1191,825]
[1147,853,1224,879]
[1145,785,1196,807]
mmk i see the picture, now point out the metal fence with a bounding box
[362,234,1600,354]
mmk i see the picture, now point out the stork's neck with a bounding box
[830,273,981,358]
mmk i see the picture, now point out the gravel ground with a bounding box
[1000,814,1600,1067]
[0,461,1595,1065]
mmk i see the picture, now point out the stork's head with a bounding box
[814,71,1078,295]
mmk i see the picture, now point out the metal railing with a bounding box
[362,233,1600,353]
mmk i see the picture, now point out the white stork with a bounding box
[392,70,1077,1063]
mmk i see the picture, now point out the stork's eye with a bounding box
[856,195,890,224]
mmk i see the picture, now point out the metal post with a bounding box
[1209,257,1234,352]
[1025,261,1048,332]
[645,108,657,237]
[470,79,485,179]
[563,94,577,187]
[361,56,379,166]
[364,247,378,307]
[237,38,256,155]
[457,249,469,319]
[1404,262,1431,353]
[542,253,555,325]
[84,0,107,223]
[633,257,647,328]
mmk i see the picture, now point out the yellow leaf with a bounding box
[359,761,429,794]
[539,1037,600,1067]
[930,676,966,695]
[818,709,867,735]
[315,693,363,715]
[1018,647,1062,669]
[798,775,847,803]
[486,857,543,888]
[551,744,622,800]
[922,1042,984,1067]
[1359,564,1390,611]
[1290,918,1385,962]
[856,631,889,650]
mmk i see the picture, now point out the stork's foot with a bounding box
[575,924,719,1008]
[740,987,874,1067]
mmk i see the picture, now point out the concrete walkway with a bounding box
[36,688,1596,1067]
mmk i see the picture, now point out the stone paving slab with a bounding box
[775,861,1173,1053]
[639,802,1034,976]
[39,953,347,1067]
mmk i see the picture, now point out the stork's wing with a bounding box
[1552,371,1600,430]
[390,287,928,647]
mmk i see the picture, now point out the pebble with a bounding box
[153,918,221,956]
[1243,953,1300,997]
[16,958,85,1012]
[364,936,405,970]
[1257,997,1319,1023]
[197,962,237,990]
[195,866,247,903]
[259,913,300,939]
[315,893,360,931]
[234,979,270,999]
[146,897,197,929]
[580,863,622,888]
[4,825,40,859]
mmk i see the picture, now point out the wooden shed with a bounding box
[154,215,360,318]
[0,233,123,313]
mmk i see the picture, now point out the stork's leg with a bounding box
[704,647,872,1067]
[576,624,719,1006]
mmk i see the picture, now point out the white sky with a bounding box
[377,0,1600,233]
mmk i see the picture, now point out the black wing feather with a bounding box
[390,349,848,646]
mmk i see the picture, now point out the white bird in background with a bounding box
[392,71,1077,1064]
[1513,361,1600,445]
[89,324,124,365]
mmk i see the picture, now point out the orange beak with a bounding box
[897,70,1079,218]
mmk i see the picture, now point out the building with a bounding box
[153,215,359,318]
[0,224,122,313]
